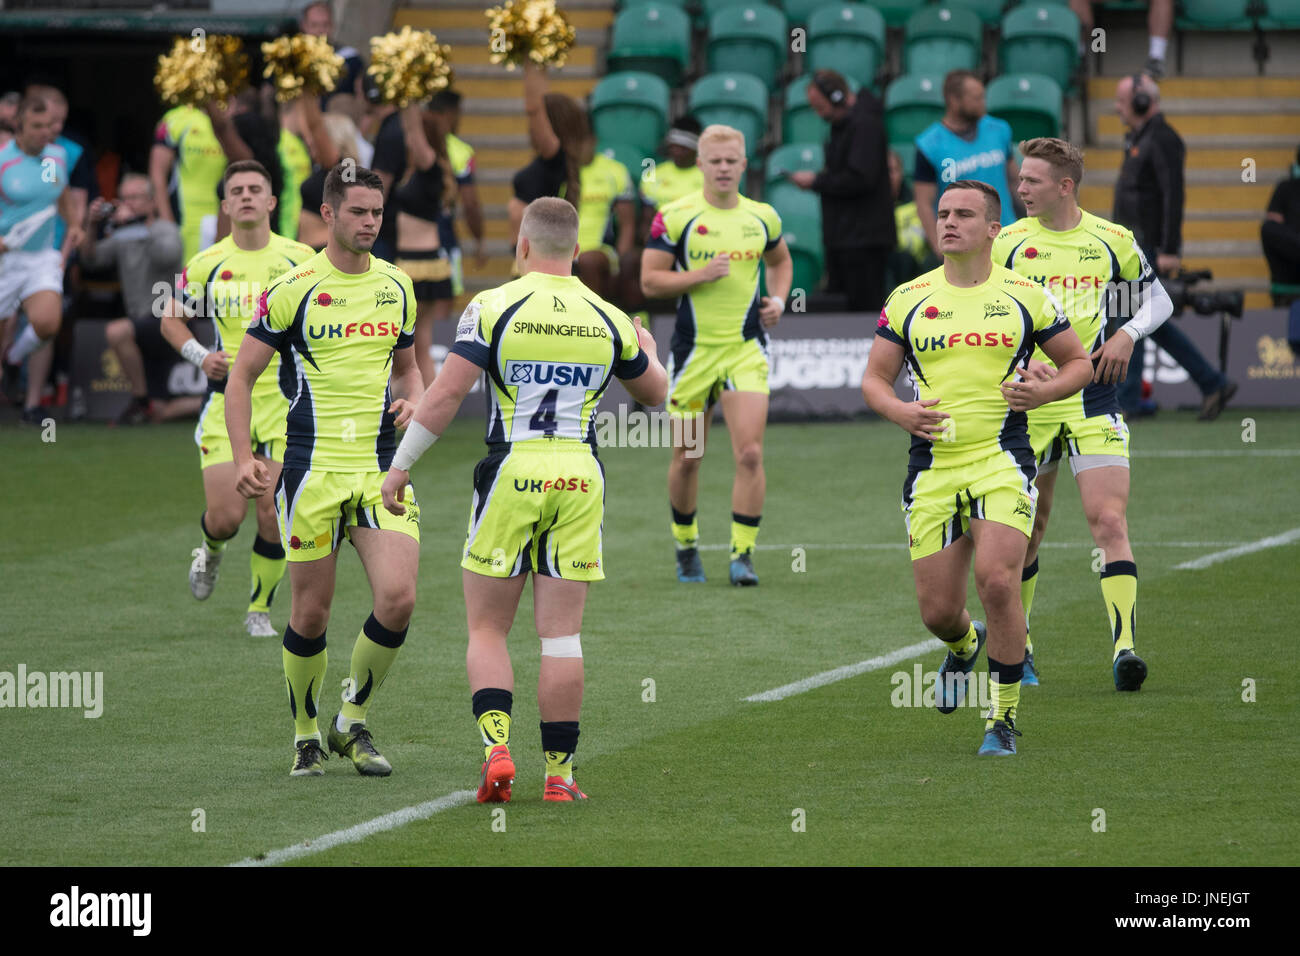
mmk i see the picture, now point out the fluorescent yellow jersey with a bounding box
[875,264,1072,469]
[450,271,649,447]
[179,232,317,405]
[154,106,227,262]
[248,251,417,472]
[569,153,634,254]
[277,129,312,240]
[447,133,475,182]
[992,208,1153,419]
[640,161,704,210]
[646,190,782,346]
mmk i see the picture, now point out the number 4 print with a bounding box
[530,389,559,435]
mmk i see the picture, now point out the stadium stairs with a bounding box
[394,0,615,311]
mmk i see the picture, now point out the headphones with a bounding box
[1130,73,1152,116]
[814,74,846,106]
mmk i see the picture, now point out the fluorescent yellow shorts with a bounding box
[462,442,606,581]
[276,469,420,563]
[902,451,1038,561]
[667,337,769,417]
[1029,409,1130,476]
[195,389,287,469]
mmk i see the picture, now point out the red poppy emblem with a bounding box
[696,224,708,234]
[220,270,233,280]
[1024,248,1038,259]
[316,293,332,306]
[924,306,939,319]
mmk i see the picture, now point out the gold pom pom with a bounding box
[366,26,454,108]
[154,34,249,109]
[261,33,344,103]
[486,0,576,70]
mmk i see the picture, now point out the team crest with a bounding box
[374,288,399,307]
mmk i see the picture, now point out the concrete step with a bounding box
[1087,76,1300,99]
[461,115,532,138]
[451,77,598,101]
[474,146,538,169]
[1092,133,1298,149]
[1088,165,1290,187]
[456,62,598,79]
[1179,256,1271,279]
[1184,219,1267,242]
[397,7,614,30]
[427,42,597,68]
[1080,183,1273,212]
[402,26,609,48]
[1096,113,1300,138]
[1182,239,1265,258]
[405,0,615,8]
[1084,147,1295,172]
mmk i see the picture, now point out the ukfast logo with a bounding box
[505,361,604,387]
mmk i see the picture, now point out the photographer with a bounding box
[80,174,188,424]
[1113,74,1236,421]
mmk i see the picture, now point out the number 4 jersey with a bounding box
[450,271,649,447]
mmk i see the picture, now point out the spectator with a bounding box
[913,70,1021,258]
[639,115,704,237]
[24,83,94,257]
[370,92,408,262]
[79,174,189,425]
[297,116,363,250]
[150,102,226,263]
[510,61,589,253]
[1112,73,1236,420]
[428,89,487,276]
[299,0,366,126]
[208,87,285,243]
[0,91,19,149]
[786,69,894,311]
[885,149,935,288]
[1071,0,1174,78]
[1262,145,1300,304]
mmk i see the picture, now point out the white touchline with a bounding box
[1133,450,1300,458]
[698,542,1249,552]
[229,789,477,867]
[1174,527,1300,571]
[744,638,943,703]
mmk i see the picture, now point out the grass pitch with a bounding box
[2,409,1297,866]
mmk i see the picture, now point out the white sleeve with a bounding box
[1118,277,1173,343]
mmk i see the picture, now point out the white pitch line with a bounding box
[230,789,476,867]
[1174,527,1300,571]
[698,541,1250,552]
[1133,449,1300,458]
[744,638,943,703]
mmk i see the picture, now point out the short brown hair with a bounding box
[223,159,272,189]
[1019,137,1084,191]
[323,163,384,211]
[945,179,1001,222]
[519,197,579,259]
[942,70,981,105]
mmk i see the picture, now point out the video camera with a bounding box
[1163,268,1244,318]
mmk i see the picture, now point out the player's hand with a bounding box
[235,458,271,499]
[88,198,115,223]
[699,254,730,282]
[388,398,415,429]
[1001,376,1049,412]
[632,314,657,355]
[64,225,86,250]
[1091,331,1135,385]
[202,350,231,380]
[788,170,816,189]
[1156,253,1181,276]
[758,296,783,328]
[897,397,950,441]
[382,468,410,515]
[472,240,488,270]
[1023,359,1056,382]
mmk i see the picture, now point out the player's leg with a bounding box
[533,575,589,800]
[912,533,985,714]
[245,452,285,637]
[970,517,1030,754]
[669,411,711,580]
[464,568,527,802]
[282,549,338,776]
[191,460,248,600]
[719,388,768,586]
[104,318,151,424]
[1075,461,1146,690]
[1021,461,1058,684]
[5,288,62,416]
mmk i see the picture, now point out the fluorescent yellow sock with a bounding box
[670,507,698,549]
[339,613,407,726]
[1021,557,1039,654]
[985,656,1024,730]
[545,750,575,783]
[540,720,579,783]
[1100,561,1138,661]
[248,535,287,613]
[282,626,327,742]
[942,622,979,660]
[730,512,760,558]
[477,711,512,760]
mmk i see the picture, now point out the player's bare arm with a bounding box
[225,336,276,499]
[759,239,793,328]
[159,289,230,380]
[387,345,423,427]
[1001,325,1091,412]
[639,247,728,298]
[862,335,949,440]
[914,180,940,255]
[148,144,175,223]
[623,316,668,406]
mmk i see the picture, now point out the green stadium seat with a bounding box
[765,142,824,190]
[807,3,886,90]
[767,186,824,292]
[707,4,789,92]
[779,0,827,29]
[1263,0,1300,28]
[617,0,688,8]
[884,73,945,146]
[590,72,671,159]
[889,141,918,182]
[957,0,1013,25]
[688,72,770,159]
[872,1,930,28]
[903,5,983,75]
[1178,1,1258,29]
[783,74,861,145]
[999,4,1081,92]
[986,72,1063,143]
[767,180,822,220]
[608,3,692,86]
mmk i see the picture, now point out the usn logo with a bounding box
[505,361,604,387]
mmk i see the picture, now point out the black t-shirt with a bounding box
[371,111,406,256]
[393,163,445,223]
[512,148,567,202]
[300,166,326,218]
[1268,176,1300,228]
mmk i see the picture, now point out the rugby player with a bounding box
[160,160,315,638]
[640,124,793,586]
[227,165,422,777]
[863,181,1092,755]
[381,197,667,801]
[993,137,1171,691]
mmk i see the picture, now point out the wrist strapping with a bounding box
[180,338,210,369]
[391,421,438,471]
[770,295,785,314]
